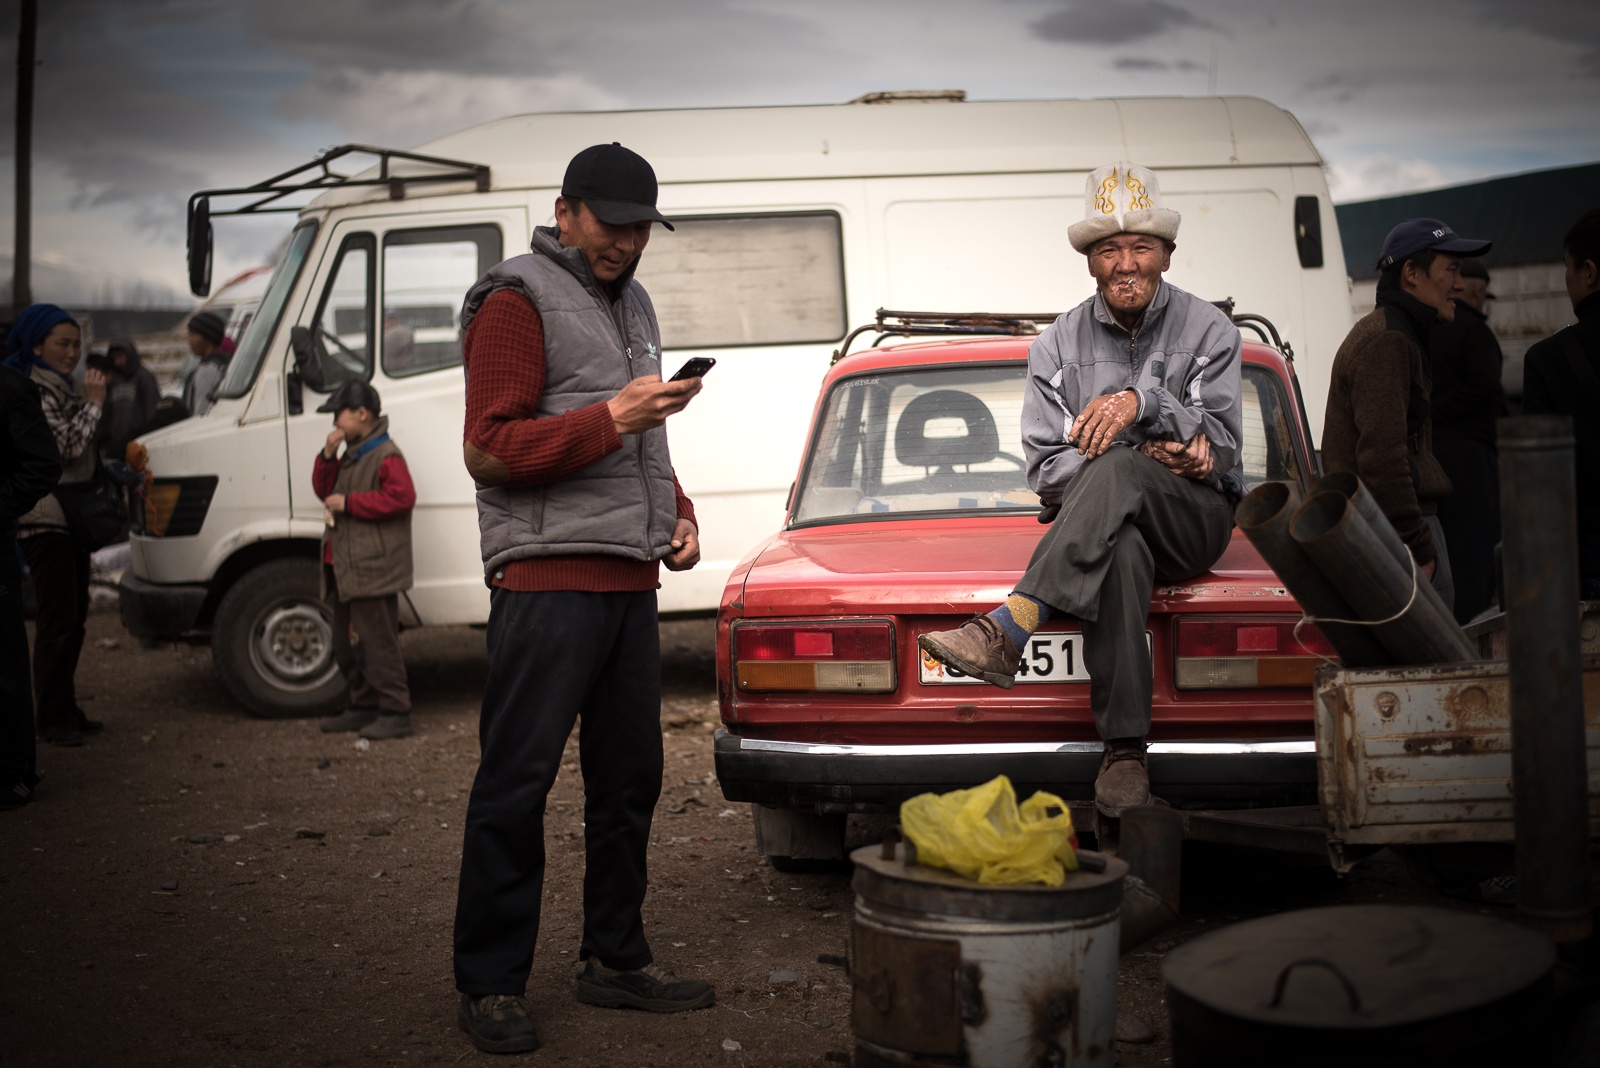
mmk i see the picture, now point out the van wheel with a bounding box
[752,805,848,873]
[212,558,343,719]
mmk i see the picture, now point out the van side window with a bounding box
[312,232,376,383]
[637,212,847,349]
[382,225,502,377]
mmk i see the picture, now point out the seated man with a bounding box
[918,161,1244,818]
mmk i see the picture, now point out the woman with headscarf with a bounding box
[3,304,107,746]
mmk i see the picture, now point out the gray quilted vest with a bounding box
[460,226,678,580]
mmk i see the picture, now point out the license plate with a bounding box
[918,631,1151,685]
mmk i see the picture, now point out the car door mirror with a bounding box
[187,197,213,297]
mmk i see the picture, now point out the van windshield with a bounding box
[216,222,319,400]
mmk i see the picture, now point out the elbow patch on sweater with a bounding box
[464,441,510,486]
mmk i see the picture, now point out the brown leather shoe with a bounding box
[917,616,1021,689]
[1095,739,1150,817]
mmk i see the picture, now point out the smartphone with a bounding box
[669,357,716,381]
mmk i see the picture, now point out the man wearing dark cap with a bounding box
[1429,257,1506,622]
[182,310,230,417]
[451,143,710,1053]
[1323,218,1492,612]
[1523,207,1600,599]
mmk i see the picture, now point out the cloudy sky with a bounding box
[1,0,1596,306]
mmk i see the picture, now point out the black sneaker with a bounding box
[576,959,715,1013]
[458,993,540,1054]
[319,708,378,733]
[0,779,36,810]
[359,713,414,740]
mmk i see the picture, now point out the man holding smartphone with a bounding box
[452,143,711,1054]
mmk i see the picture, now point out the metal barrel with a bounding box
[1311,471,1411,571]
[1236,482,1392,667]
[850,841,1126,1067]
[1498,415,1592,941]
[1289,492,1476,665]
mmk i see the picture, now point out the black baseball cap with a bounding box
[316,379,382,415]
[561,143,675,231]
[1376,217,1491,271]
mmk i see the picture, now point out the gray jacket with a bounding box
[460,226,678,579]
[1022,280,1244,504]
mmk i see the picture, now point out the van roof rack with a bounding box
[188,144,491,221]
[832,309,1060,363]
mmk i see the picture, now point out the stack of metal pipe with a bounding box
[1237,474,1476,666]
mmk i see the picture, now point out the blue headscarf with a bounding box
[2,303,76,379]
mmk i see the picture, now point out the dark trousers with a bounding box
[324,567,410,714]
[453,588,664,995]
[20,532,89,738]
[1,538,37,785]
[1433,438,1499,623]
[1015,448,1234,740]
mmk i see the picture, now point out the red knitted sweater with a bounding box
[461,289,696,591]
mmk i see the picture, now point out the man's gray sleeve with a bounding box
[1021,329,1087,504]
[189,362,221,417]
[1136,321,1244,486]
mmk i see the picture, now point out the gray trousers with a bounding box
[1014,447,1234,741]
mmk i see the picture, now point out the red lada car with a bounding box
[713,313,1330,868]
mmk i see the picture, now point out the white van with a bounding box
[121,93,1351,717]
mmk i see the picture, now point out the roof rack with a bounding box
[831,309,1061,364]
[831,303,1296,366]
[187,144,491,222]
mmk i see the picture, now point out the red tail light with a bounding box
[1174,618,1336,690]
[733,621,895,692]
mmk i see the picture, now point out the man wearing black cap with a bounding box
[182,310,230,416]
[1322,217,1492,612]
[1429,257,1506,622]
[451,143,709,1053]
[1523,207,1600,599]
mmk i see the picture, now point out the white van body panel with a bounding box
[128,96,1347,715]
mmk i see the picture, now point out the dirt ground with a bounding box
[0,603,1554,1066]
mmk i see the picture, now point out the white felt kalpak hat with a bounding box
[1068,161,1182,254]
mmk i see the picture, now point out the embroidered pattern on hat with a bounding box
[1126,175,1152,210]
[1095,171,1119,215]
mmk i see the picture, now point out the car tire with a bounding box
[752,805,848,872]
[211,558,344,719]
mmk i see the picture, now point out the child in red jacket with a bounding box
[311,381,417,740]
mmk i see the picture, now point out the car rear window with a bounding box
[790,361,1305,526]
[792,364,1036,525]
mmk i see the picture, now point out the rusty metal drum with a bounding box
[1161,905,1557,1067]
[849,840,1128,1068]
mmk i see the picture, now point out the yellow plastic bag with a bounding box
[900,774,1078,886]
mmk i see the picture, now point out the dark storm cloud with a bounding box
[1470,0,1600,76]
[1112,55,1204,71]
[1031,1,1218,46]
[246,0,534,74]
[0,0,288,220]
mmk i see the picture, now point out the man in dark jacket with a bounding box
[1429,258,1506,622]
[1,363,63,808]
[1523,208,1600,598]
[1322,218,1491,613]
[101,336,160,462]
